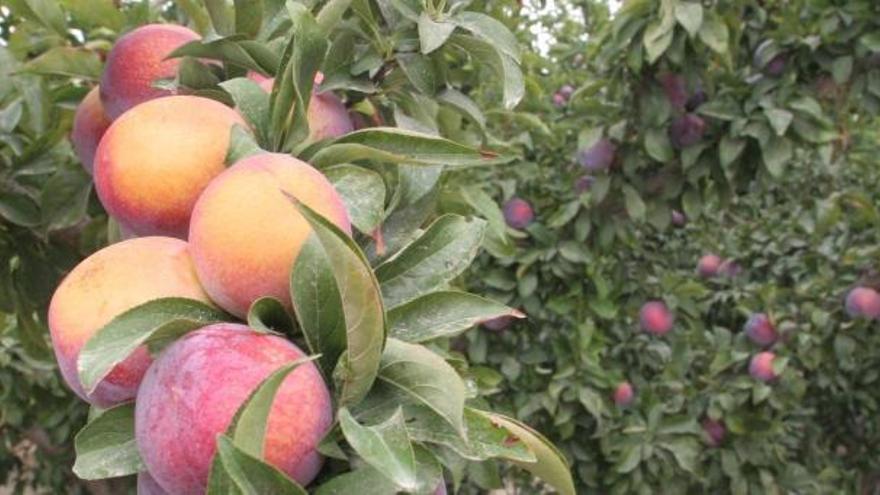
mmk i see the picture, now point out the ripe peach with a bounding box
[503,198,534,229]
[744,313,777,347]
[749,351,777,382]
[845,287,880,319]
[47,237,211,407]
[257,77,353,143]
[188,153,351,317]
[137,472,168,495]
[135,323,332,493]
[697,254,723,278]
[70,87,112,173]
[100,24,200,119]
[94,95,245,239]
[613,382,634,407]
[639,301,674,336]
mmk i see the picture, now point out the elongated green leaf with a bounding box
[451,12,519,62]
[376,215,486,308]
[388,291,522,342]
[438,88,487,134]
[482,413,576,495]
[220,77,270,145]
[419,12,456,54]
[205,0,234,35]
[40,168,91,232]
[449,34,523,109]
[316,0,352,32]
[77,298,229,395]
[339,408,418,490]
[325,164,386,233]
[208,436,307,495]
[307,127,510,168]
[20,47,103,80]
[246,296,294,334]
[272,3,328,152]
[397,52,438,95]
[15,0,67,36]
[225,124,263,165]
[73,403,144,479]
[234,0,262,37]
[62,0,125,30]
[378,338,465,434]
[169,36,276,74]
[0,192,40,227]
[288,199,385,406]
[314,467,398,494]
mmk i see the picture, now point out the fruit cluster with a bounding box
[56,23,357,493]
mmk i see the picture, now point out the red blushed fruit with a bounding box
[100,24,200,119]
[639,301,674,336]
[749,351,777,382]
[845,287,880,319]
[702,418,726,447]
[70,86,112,173]
[135,324,333,494]
[137,472,168,495]
[503,197,534,229]
[613,382,634,406]
[697,254,723,278]
[47,237,211,407]
[744,313,777,347]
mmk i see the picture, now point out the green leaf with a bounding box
[622,185,646,222]
[376,214,486,308]
[170,36,277,76]
[208,436,307,495]
[451,12,520,62]
[719,135,746,167]
[225,124,264,165]
[763,107,793,136]
[698,13,729,54]
[419,11,456,54]
[73,403,144,480]
[378,338,466,434]
[271,3,328,151]
[644,127,674,162]
[308,127,509,168]
[438,88,487,134]
[643,16,674,64]
[316,0,352,32]
[40,168,91,232]
[314,467,399,494]
[14,0,67,37]
[339,408,418,491]
[288,199,385,406]
[484,413,575,495]
[674,2,703,38]
[388,291,523,342]
[246,297,294,334]
[220,77,270,145]
[61,0,125,30]
[397,52,438,95]
[20,47,103,80]
[760,135,792,178]
[324,164,386,234]
[831,56,853,84]
[234,0,263,37]
[0,192,41,227]
[449,34,523,110]
[205,0,235,35]
[77,298,229,395]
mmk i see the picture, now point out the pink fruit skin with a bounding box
[639,301,674,336]
[613,382,634,406]
[845,287,880,319]
[749,352,777,382]
[71,87,112,173]
[698,254,723,278]
[135,324,333,494]
[744,313,777,347]
[434,479,448,495]
[503,198,534,229]
[702,419,726,447]
[100,24,200,119]
[137,472,168,495]
[257,78,353,142]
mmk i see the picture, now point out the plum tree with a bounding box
[188,152,351,318]
[639,301,674,336]
[844,287,880,319]
[135,323,332,493]
[749,352,777,382]
[70,87,111,173]
[100,24,200,119]
[503,198,535,229]
[47,237,211,407]
[613,382,634,407]
[94,95,245,238]
[576,138,616,171]
[744,313,777,347]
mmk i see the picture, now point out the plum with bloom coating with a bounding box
[845,287,880,319]
[745,313,777,347]
[577,138,616,171]
[640,301,674,336]
[503,198,534,229]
